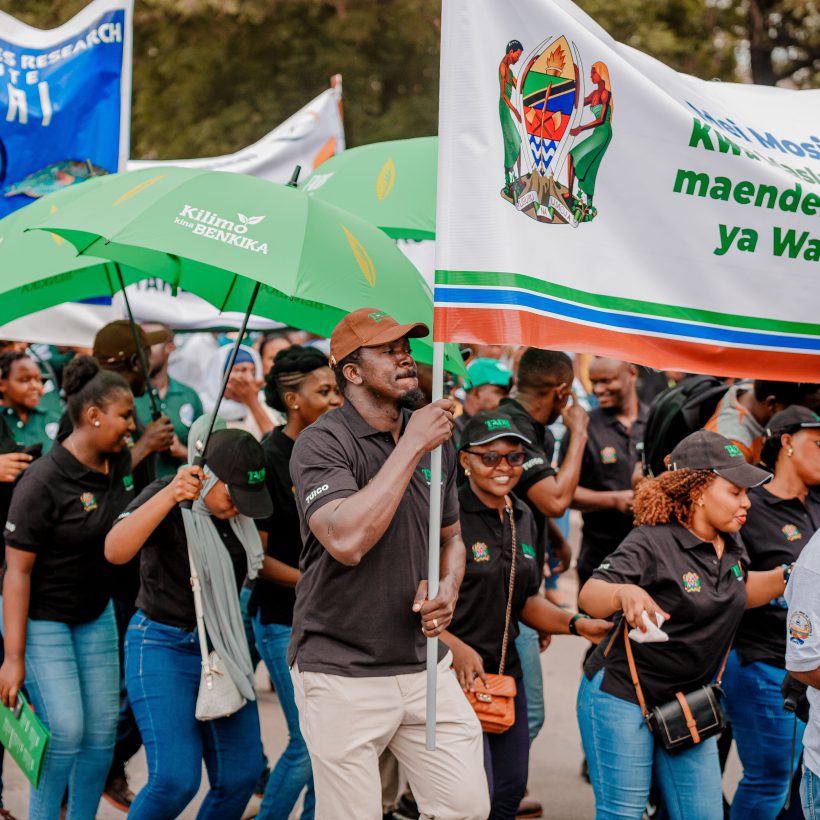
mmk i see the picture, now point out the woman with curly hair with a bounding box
[250,345,342,820]
[576,430,790,820]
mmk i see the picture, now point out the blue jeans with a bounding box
[483,678,529,820]
[125,612,263,819]
[252,616,315,819]
[722,651,805,819]
[802,764,820,819]
[514,623,544,745]
[578,669,723,820]
[1,601,119,820]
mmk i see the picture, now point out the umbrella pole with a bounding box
[193,280,262,467]
[113,264,162,421]
[425,340,445,751]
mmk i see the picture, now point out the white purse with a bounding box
[188,547,247,721]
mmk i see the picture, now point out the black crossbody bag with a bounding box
[606,620,730,755]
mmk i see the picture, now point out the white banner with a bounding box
[128,82,345,183]
[434,0,820,380]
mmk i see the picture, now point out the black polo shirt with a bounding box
[122,477,248,631]
[2,439,134,624]
[498,397,556,567]
[449,484,540,678]
[576,404,648,577]
[57,409,156,607]
[585,523,748,707]
[252,427,301,626]
[734,485,820,668]
[0,415,21,560]
[288,401,459,677]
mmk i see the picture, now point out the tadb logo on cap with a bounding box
[485,418,512,431]
[247,468,266,485]
[724,444,743,458]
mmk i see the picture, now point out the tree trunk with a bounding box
[746,0,777,85]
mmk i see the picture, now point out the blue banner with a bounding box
[0,0,132,218]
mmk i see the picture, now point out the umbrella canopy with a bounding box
[24,167,464,374]
[301,137,437,240]
[0,182,147,325]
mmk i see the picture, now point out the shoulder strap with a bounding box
[187,545,213,677]
[498,497,517,677]
[715,642,732,686]
[622,621,650,720]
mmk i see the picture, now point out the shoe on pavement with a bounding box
[396,792,420,820]
[516,798,544,818]
[103,772,135,812]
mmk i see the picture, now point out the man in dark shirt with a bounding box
[573,357,648,589]
[288,307,488,820]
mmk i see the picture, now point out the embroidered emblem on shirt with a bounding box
[80,492,98,512]
[782,524,803,542]
[4,521,15,533]
[682,571,702,593]
[472,542,490,562]
[600,446,618,465]
[123,474,134,491]
[522,543,536,559]
[789,611,812,646]
[731,562,743,581]
[179,402,195,428]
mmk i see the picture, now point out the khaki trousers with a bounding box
[291,653,490,820]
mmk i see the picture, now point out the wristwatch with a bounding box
[568,613,590,636]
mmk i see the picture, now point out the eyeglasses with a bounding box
[462,449,526,468]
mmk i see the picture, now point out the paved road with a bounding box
[2,516,741,818]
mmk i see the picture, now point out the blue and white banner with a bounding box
[0,0,133,218]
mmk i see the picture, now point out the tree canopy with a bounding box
[5,0,818,159]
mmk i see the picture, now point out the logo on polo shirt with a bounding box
[522,543,536,559]
[248,468,266,485]
[80,492,98,513]
[522,456,544,471]
[123,475,134,492]
[420,468,444,486]
[305,484,329,505]
[782,524,803,542]
[472,542,490,562]
[789,611,812,646]
[45,422,58,440]
[682,571,702,593]
[731,562,744,581]
[600,446,618,465]
[724,444,743,458]
[179,403,195,428]
[4,521,15,533]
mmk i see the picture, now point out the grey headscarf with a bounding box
[181,415,265,700]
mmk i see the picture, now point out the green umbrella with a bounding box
[301,137,437,240]
[29,166,464,375]
[0,181,148,325]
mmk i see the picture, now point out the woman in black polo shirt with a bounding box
[443,411,611,820]
[577,430,790,820]
[105,420,272,819]
[250,345,341,820]
[722,406,820,819]
[0,356,136,819]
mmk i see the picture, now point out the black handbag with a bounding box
[617,620,730,755]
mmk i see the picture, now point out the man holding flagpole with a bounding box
[288,308,489,820]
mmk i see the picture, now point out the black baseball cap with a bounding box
[460,410,532,448]
[204,429,273,518]
[765,406,820,438]
[668,430,771,488]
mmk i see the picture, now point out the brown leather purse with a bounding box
[465,500,518,734]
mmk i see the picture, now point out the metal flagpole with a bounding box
[425,340,445,750]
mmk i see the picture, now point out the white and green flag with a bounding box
[434,0,820,380]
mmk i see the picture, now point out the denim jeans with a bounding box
[253,616,315,819]
[483,678,529,820]
[125,611,263,819]
[802,764,820,819]
[514,623,544,745]
[722,651,805,819]
[0,600,119,820]
[577,669,723,820]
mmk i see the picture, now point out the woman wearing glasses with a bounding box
[441,410,611,820]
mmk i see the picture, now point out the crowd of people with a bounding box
[0,306,817,820]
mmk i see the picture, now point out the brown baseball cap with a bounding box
[329,308,429,367]
[93,320,170,366]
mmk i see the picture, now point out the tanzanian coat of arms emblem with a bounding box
[498,36,613,226]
